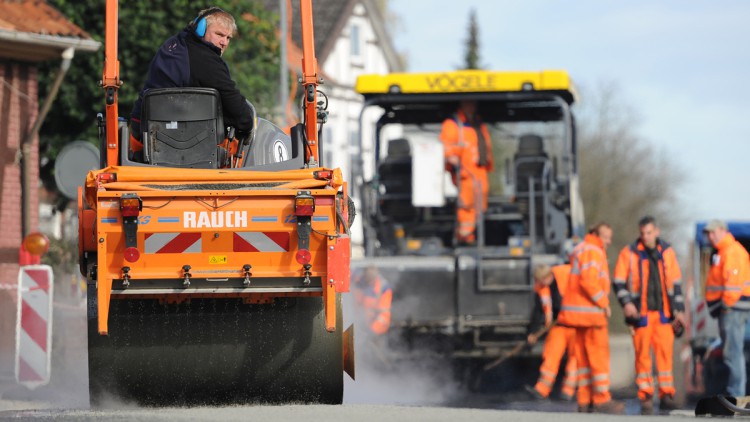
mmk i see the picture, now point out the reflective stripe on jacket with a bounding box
[354,274,393,335]
[528,275,564,334]
[558,234,610,327]
[439,110,494,172]
[612,239,684,317]
[534,283,554,326]
[705,233,750,310]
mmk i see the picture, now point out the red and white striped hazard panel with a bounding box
[143,232,290,253]
[144,233,202,254]
[16,265,54,389]
[694,301,707,333]
[233,232,290,252]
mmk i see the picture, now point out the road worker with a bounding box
[704,219,750,397]
[526,263,577,401]
[129,7,254,161]
[439,100,494,245]
[353,267,393,335]
[613,216,685,414]
[557,222,624,413]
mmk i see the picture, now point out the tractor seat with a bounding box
[141,88,224,168]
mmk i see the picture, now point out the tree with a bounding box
[575,80,687,257]
[37,1,280,158]
[574,81,688,335]
[372,0,407,70]
[462,8,482,70]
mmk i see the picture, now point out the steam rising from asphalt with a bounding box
[342,295,461,406]
[1,269,460,410]
[0,272,90,409]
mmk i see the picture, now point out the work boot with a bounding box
[591,399,625,414]
[524,385,545,401]
[577,404,591,413]
[559,392,574,402]
[640,396,654,415]
[659,394,679,412]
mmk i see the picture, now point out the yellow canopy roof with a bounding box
[356,69,575,99]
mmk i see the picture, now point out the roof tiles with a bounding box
[0,0,91,39]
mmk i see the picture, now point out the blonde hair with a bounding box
[199,8,238,34]
[533,264,552,282]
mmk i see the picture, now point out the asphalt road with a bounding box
[0,292,703,420]
[0,402,701,422]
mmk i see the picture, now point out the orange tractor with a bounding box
[78,0,354,406]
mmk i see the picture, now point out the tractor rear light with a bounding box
[124,247,140,263]
[97,173,117,183]
[313,170,333,180]
[296,249,312,265]
[120,193,142,217]
[295,191,315,216]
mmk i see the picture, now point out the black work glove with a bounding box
[624,316,641,327]
[709,305,722,319]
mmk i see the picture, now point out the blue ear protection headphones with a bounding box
[193,7,223,37]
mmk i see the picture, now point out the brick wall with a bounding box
[0,60,40,376]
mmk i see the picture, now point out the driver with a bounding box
[128,7,254,160]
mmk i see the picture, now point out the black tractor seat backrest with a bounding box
[516,133,546,157]
[386,137,411,158]
[141,87,224,168]
[514,133,549,194]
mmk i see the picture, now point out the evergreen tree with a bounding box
[462,8,482,70]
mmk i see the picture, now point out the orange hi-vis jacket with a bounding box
[529,265,571,332]
[706,233,750,312]
[440,110,494,243]
[440,110,494,175]
[552,264,571,296]
[558,234,610,327]
[534,283,554,326]
[354,275,393,335]
[612,239,684,318]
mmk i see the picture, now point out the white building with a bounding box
[272,0,404,251]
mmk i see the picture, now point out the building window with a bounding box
[324,127,334,167]
[350,24,361,57]
[349,130,359,189]
[349,129,359,149]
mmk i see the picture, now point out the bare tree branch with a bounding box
[575,80,687,255]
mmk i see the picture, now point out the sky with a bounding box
[388,0,750,234]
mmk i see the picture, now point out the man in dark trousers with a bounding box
[129,7,254,159]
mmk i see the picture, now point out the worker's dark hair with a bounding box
[638,215,656,228]
[588,221,611,236]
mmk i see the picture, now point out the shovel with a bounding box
[483,321,556,371]
[696,395,750,416]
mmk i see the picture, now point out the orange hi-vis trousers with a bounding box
[534,325,577,398]
[632,310,675,400]
[456,167,488,243]
[573,325,611,407]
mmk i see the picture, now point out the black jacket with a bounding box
[130,28,253,139]
[527,279,563,335]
